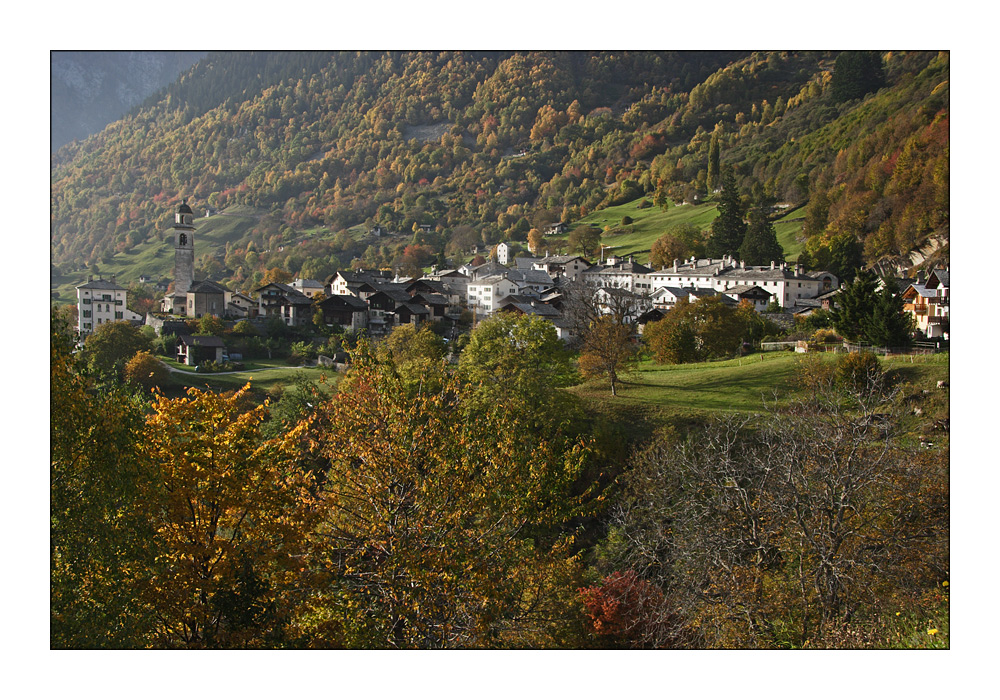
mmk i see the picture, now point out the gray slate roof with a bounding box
[928,269,949,288]
[188,280,231,294]
[77,278,126,291]
[320,294,368,310]
[179,334,226,347]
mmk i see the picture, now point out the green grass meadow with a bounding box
[162,360,338,394]
[572,350,802,417]
[545,196,804,267]
[50,205,264,305]
[570,349,949,438]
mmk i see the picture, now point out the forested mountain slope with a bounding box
[50,50,948,292]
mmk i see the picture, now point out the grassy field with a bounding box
[570,350,950,440]
[50,205,265,305]
[572,351,802,416]
[547,196,805,267]
[773,204,807,261]
[162,361,338,394]
[568,199,720,265]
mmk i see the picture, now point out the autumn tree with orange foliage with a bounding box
[579,570,692,648]
[579,316,638,396]
[527,228,544,255]
[293,343,593,648]
[123,350,170,392]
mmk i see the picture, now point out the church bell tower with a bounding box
[173,200,195,296]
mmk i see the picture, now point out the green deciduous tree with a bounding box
[644,297,746,364]
[197,313,226,336]
[459,312,578,431]
[378,323,447,396]
[567,225,602,259]
[643,299,699,364]
[81,320,153,380]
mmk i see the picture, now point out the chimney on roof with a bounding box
[673,259,678,272]
[796,263,804,275]
[770,261,775,270]
[917,270,926,285]
[740,259,746,270]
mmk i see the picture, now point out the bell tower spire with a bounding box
[172,199,195,296]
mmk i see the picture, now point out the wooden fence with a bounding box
[761,340,944,356]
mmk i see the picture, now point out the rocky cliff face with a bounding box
[51,51,205,152]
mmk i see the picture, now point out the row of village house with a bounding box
[76,243,950,350]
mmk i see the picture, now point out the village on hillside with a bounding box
[74,202,950,365]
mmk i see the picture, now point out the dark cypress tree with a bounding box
[707,166,746,258]
[707,125,722,192]
[739,205,785,266]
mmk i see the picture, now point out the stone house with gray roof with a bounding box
[254,282,314,327]
[76,276,144,337]
[318,294,369,331]
[186,280,231,319]
[177,334,227,366]
[531,254,591,281]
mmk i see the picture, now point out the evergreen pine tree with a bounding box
[831,51,886,102]
[832,270,878,343]
[707,166,746,258]
[863,283,913,348]
[828,270,912,347]
[739,205,785,266]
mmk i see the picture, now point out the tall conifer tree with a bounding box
[707,166,746,258]
[739,205,784,266]
[707,125,722,192]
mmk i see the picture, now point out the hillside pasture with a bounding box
[50,205,264,305]
[553,196,803,266]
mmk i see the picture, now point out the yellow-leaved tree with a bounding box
[140,384,315,648]
[293,343,594,648]
[51,312,157,648]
